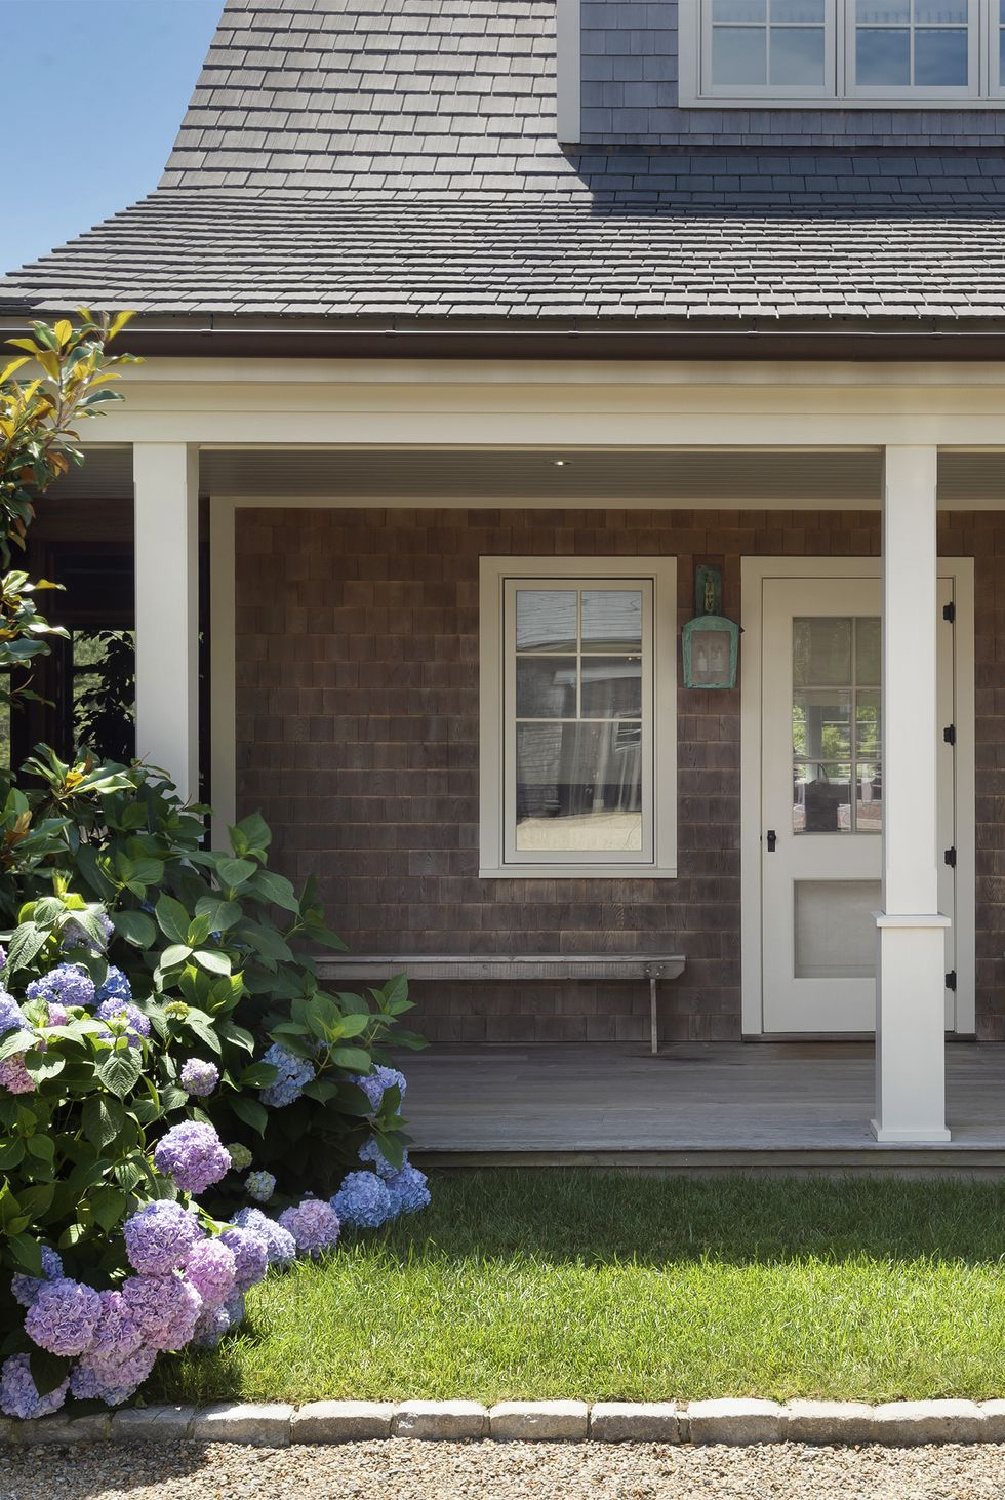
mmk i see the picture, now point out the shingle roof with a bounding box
[4,0,1005,329]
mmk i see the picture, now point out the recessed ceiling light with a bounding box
[553,459,568,467]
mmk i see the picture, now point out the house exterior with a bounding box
[4,0,1005,1144]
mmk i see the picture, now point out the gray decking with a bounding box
[400,1042,1005,1172]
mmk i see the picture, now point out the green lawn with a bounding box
[150,1171,1005,1406]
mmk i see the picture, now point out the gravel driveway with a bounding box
[4,1440,1005,1499]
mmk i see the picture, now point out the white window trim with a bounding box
[680,0,1001,109]
[479,556,677,880]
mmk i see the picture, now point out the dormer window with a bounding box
[679,0,1005,105]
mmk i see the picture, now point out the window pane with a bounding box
[793,688,852,759]
[856,27,911,84]
[793,618,852,686]
[712,25,767,83]
[515,590,576,653]
[581,589,642,651]
[713,0,766,19]
[515,721,643,853]
[515,657,576,718]
[915,27,968,85]
[794,764,853,832]
[581,656,643,718]
[771,0,825,18]
[771,25,826,83]
[1001,25,1005,81]
[855,617,881,685]
[857,0,910,21]
[916,0,967,20]
[856,765,883,831]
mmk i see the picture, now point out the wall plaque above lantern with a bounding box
[682,564,739,690]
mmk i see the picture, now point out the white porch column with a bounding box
[133,443,200,802]
[873,445,951,1143]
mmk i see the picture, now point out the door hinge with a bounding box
[946,970,957,991]
[942,601,956,623]
[944,846,957,868]
[943,724,956,745]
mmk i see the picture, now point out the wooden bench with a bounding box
[319,953,686,1055]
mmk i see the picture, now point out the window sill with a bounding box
[681,93,1001,109]
[478,865,679,881]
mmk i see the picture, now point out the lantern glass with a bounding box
[682,615,739,689]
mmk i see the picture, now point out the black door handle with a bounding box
[766,830,777,853]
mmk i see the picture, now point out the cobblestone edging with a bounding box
[5,1398,1005,1449]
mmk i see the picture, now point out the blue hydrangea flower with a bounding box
[191,1304,231,1349]
[0,991,28,1037]
[180,1058,219,1097]
[277,1196,340,1258]
[220,1226,270,1293]
[61,912,114,954]
[350,1065,407,1113]
[358,1138,397,1179]
[231,1207,297,1267]
[245,1170,276,1203]
[154,1120,232,1195]
[224,1292,246,1332]
[95,998,151,1043]
[386,1162,432,1217]
[27,963,95,1010]
[95,965,131,1004]
[330,1172,394,1229]
[259,1042,315,1108]
[10,1245,64,1308]
[0,1353,69,1420]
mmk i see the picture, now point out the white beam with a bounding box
[133,443,200,802]
[873,445,951,1143]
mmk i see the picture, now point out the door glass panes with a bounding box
[513,587,645,854]
[855,0,969,87]
[792,617,881,833]
[711,0,826,85]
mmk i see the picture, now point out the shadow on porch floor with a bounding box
[398,1041,1005,1172]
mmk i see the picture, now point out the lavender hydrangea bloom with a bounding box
[0,1055,35,1094]
[0,1354,69,1420]
[70,1345,157,1406]
[259,1042,315,1108]
[153,1120,232,1195]
[227,1142,253,1172]
[95,997,151,1042]
[122,1273,203,1351]
[25,1278,102,1356]
[224,1292,246,1332]
[191,1304,231,1349]
[95,964,131,1004]
[27,962,95,1010]
[180,1058,219,1097]
[186,1238,236,1309]
[358,1138,397,1179]
[123,1200,202,1276]
[0,992,27,1035]
[386,1163,432,1217]
[245,1170,276,1203]
[90,1290,143,1358]
[331,1172,394,1229]
[10,1246,64,1308]
[277,1197,340,1258]
[219,1226,270,1294]
[351,1065,407,1113]
[231,1208,297,1267]
[46,1001,69,1028]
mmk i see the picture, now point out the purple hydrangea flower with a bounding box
[180,1058,219,1097]
[61,911,114,954]
[191,1304,231,1349]
[331,1172,394,1229]
[27,963,95,1010]
[278,1197,340,1259]
[0,992,27,1035]
[70,1344,157,1406]
[123,1200,202,1276]
[25,1278,102,1356]
[121,1273,203,1352]
[10,1246,65,1308]
[358,1138,396,1179]
[0,1054,35,1094]
[95,997,151,1043]
[259,1042,315,1107]
[386,1162,432,1217]
[45,1001,69,1028]
[219,1226,270,1294]
[231,1208,297,1268]
[94,963,131,1002]
[153,1120,231,1195]
[90,1290,143,1358]
[351,1065,407,1113]
[227,1143,253,1172]
[245,1170,276,1203]
[186,1238,236,1309]
[0,1354,69,1420]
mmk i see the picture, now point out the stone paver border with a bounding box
[3,1399,1005,1448]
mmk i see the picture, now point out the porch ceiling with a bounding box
[55,445,1005,507]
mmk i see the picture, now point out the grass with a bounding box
[150,1171,1005,1406]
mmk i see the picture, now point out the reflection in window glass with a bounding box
[515,591,576,653]
[711,0,826,85]
[792,618,881,834]
[855,0,969,87]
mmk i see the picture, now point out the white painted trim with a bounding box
[478,556,677,880]
[555,0,581,144]
[739,555,975,1039]
[209,496,237,849]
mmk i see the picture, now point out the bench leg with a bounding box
[649,973,659,1056]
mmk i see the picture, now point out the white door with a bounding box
[761,576,956,1034]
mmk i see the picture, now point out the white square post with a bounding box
[133,443,200,803]
[873,445,951,1143]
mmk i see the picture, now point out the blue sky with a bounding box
[2,0,222,275]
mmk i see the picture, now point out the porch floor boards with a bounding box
[400,1042,1005,1172]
